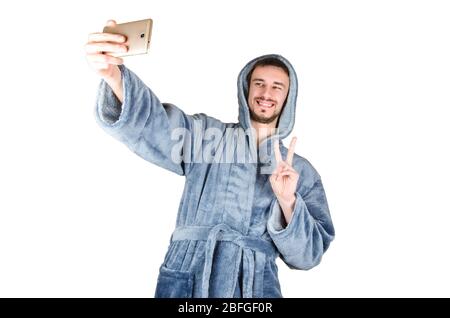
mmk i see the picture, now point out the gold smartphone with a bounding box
[103,18,153,57]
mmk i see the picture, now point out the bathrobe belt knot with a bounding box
[172,224,278,297]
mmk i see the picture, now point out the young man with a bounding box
[86,20,335,298]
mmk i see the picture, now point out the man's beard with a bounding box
[249,107,281,124]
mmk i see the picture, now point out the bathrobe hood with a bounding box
[237,54,298,141]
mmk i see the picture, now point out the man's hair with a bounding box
[246,57,290,87]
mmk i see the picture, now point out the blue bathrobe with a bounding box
[95,54,335,298]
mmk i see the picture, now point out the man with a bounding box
[86,20,335,298]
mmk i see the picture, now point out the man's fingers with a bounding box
[271,164,282,177]
[270,164,283,181]
[88,32,126,44]
[86,53,124,65]
[106,19,117,27]
[273,161,296,174]
[85,42,128,54]
[274,139,282,164]
[278,170,298,178]
[270,169,298,184]
[286,137,297,166]
[277,161,298,175]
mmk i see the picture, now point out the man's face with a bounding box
[247,65,290,125]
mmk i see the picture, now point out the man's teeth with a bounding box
[257,100,274,107]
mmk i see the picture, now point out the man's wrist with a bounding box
[277,194,296,207]
[276,194,296,225]
[104,66,121,87]
[104,66,124,103]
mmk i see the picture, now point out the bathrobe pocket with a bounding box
[154,266,194,298]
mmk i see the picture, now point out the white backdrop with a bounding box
[0,0,449,297]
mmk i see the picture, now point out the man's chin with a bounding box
[250,112,278,124]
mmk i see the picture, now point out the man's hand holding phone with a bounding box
[85,20,127,102]
[85,20,128,80]
[86,18,153,102]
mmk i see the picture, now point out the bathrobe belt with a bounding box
[172,224,278,298]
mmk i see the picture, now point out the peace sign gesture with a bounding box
[269,137,299,222]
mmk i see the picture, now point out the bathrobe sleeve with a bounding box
[267,178,335,270]
[95,65,215,176]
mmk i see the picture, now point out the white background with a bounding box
[0,0,449,297]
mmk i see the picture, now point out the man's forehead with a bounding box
[251,65,289,84]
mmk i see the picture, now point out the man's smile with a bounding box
[256,99,275,109]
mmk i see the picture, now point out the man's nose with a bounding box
[261,87,272,99]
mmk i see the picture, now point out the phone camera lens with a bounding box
[140,33,145,38]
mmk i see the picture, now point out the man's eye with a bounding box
[274,86,282,90]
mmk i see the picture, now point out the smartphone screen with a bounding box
[103,18,153,57]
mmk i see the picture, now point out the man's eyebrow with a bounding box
[252,78,286,87]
